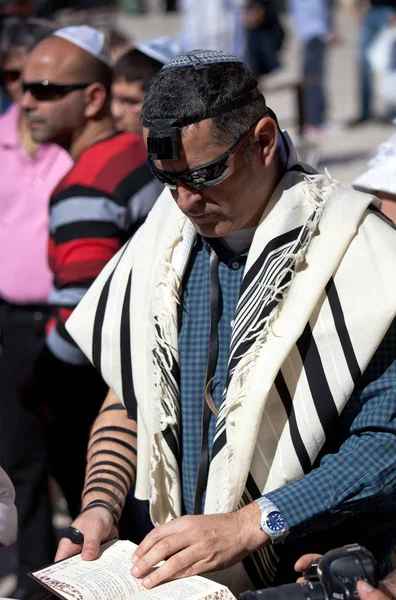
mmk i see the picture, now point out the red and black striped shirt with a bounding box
[46,131,160,364]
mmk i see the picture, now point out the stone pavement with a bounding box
[0,4,393,597]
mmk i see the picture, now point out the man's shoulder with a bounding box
[84,131,146,158]
[53,133,149,199]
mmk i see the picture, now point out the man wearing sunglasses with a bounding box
[20,26,159,530]
[0,17,73,600]
[57,50,395,596]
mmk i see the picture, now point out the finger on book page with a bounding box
[139,547,200,589]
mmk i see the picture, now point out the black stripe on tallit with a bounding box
[325,277,362,384]
[92,239,132,372]
[162,425,181,470]
[92,276,112,372]
[296,322,339,433]
[211,428,227,461]
[238,227,304,295]
[367,202,396,229]
[275,372,312,474]
[245,471,261,499]
[120,272,139,420]
[243,554,273,590]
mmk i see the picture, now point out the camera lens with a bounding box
[240,582,325,600]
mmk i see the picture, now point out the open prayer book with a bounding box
[29,539,237,600]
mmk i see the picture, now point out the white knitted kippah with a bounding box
[161,49,243,71]
[53,25,112,67]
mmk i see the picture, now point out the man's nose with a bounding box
[175,183,204,212]
[20,89,36,111]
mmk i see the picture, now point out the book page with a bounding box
[30,539,236,600]
[140,576,236,600]
[30,540,146,600]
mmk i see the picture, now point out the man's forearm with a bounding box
[82,389,137,524]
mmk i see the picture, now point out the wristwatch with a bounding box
[255,497,289,544]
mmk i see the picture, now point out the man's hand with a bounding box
[295,555,394,600]
[357,581,393,600]
[294,553,323,583]
[130,503,268,589]
[55,506,117,562]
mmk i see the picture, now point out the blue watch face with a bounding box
[266,511,286,532]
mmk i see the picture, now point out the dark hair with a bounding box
[86,54,113,91]
[141,61,268,145]
[0,17,55,65]
[115,48,164,90]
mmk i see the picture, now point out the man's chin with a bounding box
[29,129,51,144]
[192,220,233,238]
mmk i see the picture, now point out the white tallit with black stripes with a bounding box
[66,166,396,587]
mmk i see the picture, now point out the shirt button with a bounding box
[35,177,43,187]
[230,320,235,328]
[231,261,240,270]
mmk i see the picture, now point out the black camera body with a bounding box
[240,544,379,600]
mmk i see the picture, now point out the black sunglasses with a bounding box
[22,80,93,101]
[147,117,265,191]
[1,69,21,85]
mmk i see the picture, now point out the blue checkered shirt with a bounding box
[178,235,396,535]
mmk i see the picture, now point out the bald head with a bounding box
[26,35,112,87]
[21,34,114,149]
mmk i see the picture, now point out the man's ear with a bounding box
[84,83,108,119]
[253,116,278,167]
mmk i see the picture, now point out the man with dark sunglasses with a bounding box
[0,17,72,600]
[20,25,159,535]
[56,50,395,597]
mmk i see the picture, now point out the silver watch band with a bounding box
[254,496,289,543]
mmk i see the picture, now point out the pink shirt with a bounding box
[0,105,72,304]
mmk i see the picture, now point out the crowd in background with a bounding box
[0,2,395,600]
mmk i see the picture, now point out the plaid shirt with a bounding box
[179,236,247,514]
[179,235,396,535]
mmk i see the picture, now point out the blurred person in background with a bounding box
[20,25,159,525]
[112,36,179,135]
[244,0,285,79]
[179,0,245,59]
[288,0,338,136]
[351,0,396,126]
[164,0,178,12]
[107,27,132,62]
[0,17,72,600]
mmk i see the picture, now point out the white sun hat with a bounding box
[135,36,180,65]
[353,132,396,195]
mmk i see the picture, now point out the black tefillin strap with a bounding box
[193,248,221,515]
[144,87,264,160]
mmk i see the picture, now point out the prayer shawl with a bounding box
[66,167,396,587]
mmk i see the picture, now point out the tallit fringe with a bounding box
[152,225,184,433]
[215,174,340,510]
